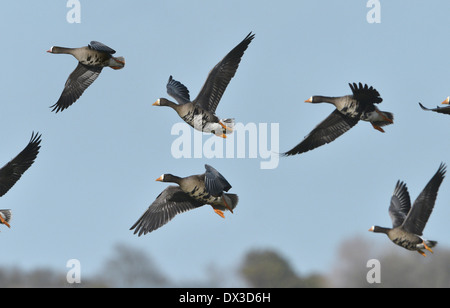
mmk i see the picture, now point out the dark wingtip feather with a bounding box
[418,102,429,111]
[245,32,256,42]
[50,103,62,113]
[349,82,383,104]
[437,162,447,178]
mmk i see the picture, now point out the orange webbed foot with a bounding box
[213,209,225,219]
[371,123,385,133]
[219,122,233,134]
[417,250,427,257]
[423,242,434,254]
[0,216,10,229]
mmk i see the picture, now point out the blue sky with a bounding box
[0,0,449,283]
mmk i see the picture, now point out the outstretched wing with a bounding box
[89,41,116,54]
[0,132,42,197]
[193,32,255,114]
[204,164,232,197]
[130,186,204,236]
[402,163,446,236]
[349,83,383,106]
[283,110,359,156]
[166,75,191,105]
[388,181,411,228]
[50,63,103,113]
[418,102,450,115]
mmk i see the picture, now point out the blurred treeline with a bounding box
[0,237,449,288]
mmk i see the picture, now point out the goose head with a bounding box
[368,226,390,234]
[155,174,181,183]
[153,98,177,108]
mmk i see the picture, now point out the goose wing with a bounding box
[402,163,446,236]
[283,110,359,156]
[0,132,41,197]
[204,164,232,197]
[88,41,116,54]
[51,63,103,113]
[166,75,191,105]
[388,181,411,228]
[130,186,204,236]
[193,32,255,114]
[349,83,383,106]
[418,102,450,115]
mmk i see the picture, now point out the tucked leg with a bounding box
[371,123,385,133]
[423,241,434,254]
[0,216,10,229]
[212,208,225,219]
[417,250,427,257]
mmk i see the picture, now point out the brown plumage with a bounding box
[153,33,255,138]
[369,163,446,257]
[48,41,125,113]
[130,165,239,236]
[283,83,394,156]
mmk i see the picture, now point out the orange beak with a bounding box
[155,176,163,182]
[442,97,450,105]
[153,101,160,106]
[305,97,313,103]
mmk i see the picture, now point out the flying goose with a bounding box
[369,163,446,257]
[48,41,125,113]
[130,165,238,236]
[153,32,255,138]
[283,83,394,156]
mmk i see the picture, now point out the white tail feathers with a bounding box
[0,210,12,224]
[221,118,235,134]
[223,193,239,211]
[110,56,125,69]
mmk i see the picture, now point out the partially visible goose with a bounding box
[154,32,255,138]
[283,83,394,156]
[0,132,42,229]
[369,163,446,257]
[130,165,239,236]
[48,41,125,113]
[419,98,450,115]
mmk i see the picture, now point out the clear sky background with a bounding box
[0,0,449,283]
